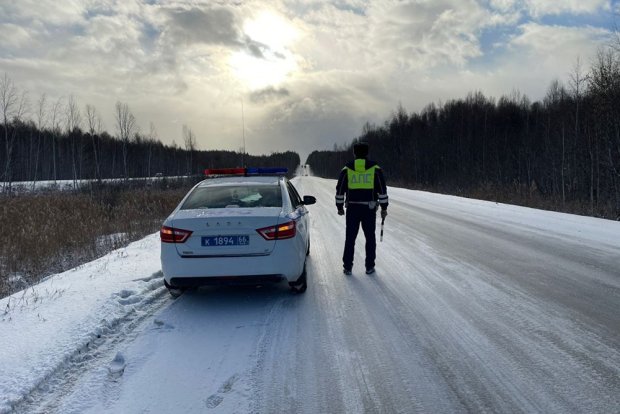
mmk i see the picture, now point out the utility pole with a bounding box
[241,98,246,167]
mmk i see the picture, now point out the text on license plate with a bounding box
[202,235,249,246]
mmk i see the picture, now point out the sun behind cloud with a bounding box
[229,10,300,90]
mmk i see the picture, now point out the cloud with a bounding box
[351,0,518,71]
[249,87,290,103]
[0,0,85,26]
[161,5,275,59]
[0,23,32,49]
[409,22,613,105]
[488,0,612,17]
[78,14,144,60]
[163,7,241,47]
[509,22,611,58]
[488,0,519,12]
[524,0,611,17]
[285,0,517,125]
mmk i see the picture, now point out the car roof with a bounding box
[196,175,284,188]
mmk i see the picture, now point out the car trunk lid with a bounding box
[170,207,283,257]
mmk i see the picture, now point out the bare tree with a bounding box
[147,122,158,177]
[65,95,82,187]
[0,73,28,192]
[85,104,103,181]
[569,57,592,210]
[32,93,48,189]
[115,101,136,179]
[183,124,196,174]
[50,97,64,182]
[1,74,17,190]
[569,57,589,126]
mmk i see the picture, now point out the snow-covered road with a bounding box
[2,176,619,413]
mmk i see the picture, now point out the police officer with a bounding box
[335,142,388,275]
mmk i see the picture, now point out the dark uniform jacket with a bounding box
[335,158,389,210]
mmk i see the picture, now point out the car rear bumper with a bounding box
[169,275,284,287]
[161,241,305,285]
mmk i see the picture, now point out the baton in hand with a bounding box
[380,216,385,242]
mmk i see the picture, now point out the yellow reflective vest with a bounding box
[346,159,377,190]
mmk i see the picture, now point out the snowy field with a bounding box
[1,176,186,193]
[1,176,619,413]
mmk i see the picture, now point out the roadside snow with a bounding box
[0,234,165,413]
[390,188,620,248]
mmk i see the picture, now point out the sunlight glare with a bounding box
[245,11,298,50]
[229,11,299,90]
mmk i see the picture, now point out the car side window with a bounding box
[286,181,302,207]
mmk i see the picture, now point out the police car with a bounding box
[160,167,315,296]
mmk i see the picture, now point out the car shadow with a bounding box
[192,282,291,297]
[156,281,309,336]
[166,282,297,311]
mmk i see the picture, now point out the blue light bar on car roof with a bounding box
[245,167,288,175]
[204,167,288,176]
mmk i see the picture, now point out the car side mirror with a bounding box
[302,195,316,205]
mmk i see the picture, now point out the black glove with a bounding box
[380,209,387,219]
[337,208,345,216]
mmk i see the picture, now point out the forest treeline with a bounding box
[0,83,300,188]
[307,49,620,220]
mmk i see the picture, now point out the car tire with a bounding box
[167,287,185,298]
[164,279,185,298]
[289,264,307,294]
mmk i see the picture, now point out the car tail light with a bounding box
[256,221,296,240]
[160,226,193,243]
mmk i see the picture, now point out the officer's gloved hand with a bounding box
[380,209,388,219]
[337,208,345,216]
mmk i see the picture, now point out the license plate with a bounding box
[202,235,249,247]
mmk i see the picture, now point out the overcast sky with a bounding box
[1,0,618,162]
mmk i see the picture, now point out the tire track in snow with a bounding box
[372,185,620,413]
[11,272,171,414]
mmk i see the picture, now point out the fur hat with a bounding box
[353,142,369,158]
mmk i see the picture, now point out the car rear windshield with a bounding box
[181,185,283,209]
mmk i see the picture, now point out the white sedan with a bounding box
[160,168,315,296]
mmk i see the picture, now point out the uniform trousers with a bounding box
[343,204,376,270]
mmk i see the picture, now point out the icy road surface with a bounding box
[1,176,619,413]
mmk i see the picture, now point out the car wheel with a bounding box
[289,264,307,294]
[292,283,307,294]
[164,279,185,298]
[167,286,185,298]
